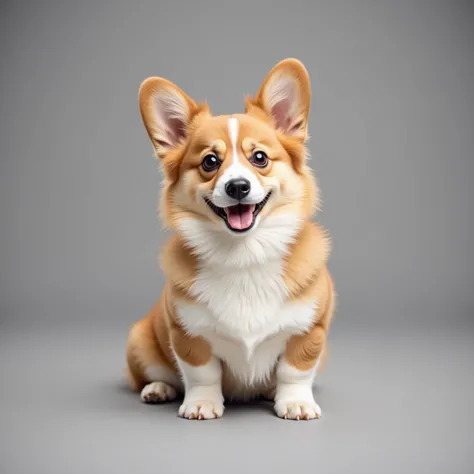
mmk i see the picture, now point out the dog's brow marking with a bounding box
[228,117,239,165]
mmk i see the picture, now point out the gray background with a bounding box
[1,0,473,473]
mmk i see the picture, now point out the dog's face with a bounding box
[139,59,318,238]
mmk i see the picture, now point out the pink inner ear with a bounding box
[154,93,188,148]
[272,97,293,131]
[166,117,186,144]
[269,77,298,133]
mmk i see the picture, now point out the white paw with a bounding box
[179,400,224,420]
[274,399,322,420]
[140,382,177,403]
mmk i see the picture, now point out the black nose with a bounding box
[225,178,251,201]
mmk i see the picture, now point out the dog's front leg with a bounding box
[170,323,224,420]
[274,324,326,420]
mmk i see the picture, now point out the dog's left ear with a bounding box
[248,59,311,141]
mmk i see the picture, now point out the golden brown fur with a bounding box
[126,58,335,419]
[127,222,334,391]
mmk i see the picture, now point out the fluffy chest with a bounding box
[176,215,305,331]
[174,214,315,386]
[189,260,288,333]
[175,292,317,386]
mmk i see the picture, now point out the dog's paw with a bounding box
[140,382,177,403]
[178,400,224,420]
[274,399,322,420]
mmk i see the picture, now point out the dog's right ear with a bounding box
[139,78,203,159]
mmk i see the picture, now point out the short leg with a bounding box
[274,359,321,420]
[274,324,325,420]
[126,314,181,403]
[175,356,224,420]
[170,321,224,420]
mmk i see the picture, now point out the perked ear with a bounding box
[248,58,311,141]
[139,77,202,158]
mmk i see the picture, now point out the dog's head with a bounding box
[139,59,319,245]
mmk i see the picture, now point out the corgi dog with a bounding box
[126,59,335,420]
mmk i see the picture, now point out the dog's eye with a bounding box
[250,150,268,168]
[201,154,221,172]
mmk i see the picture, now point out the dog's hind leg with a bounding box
[126,304,181,403]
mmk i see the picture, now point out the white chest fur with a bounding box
[175,214,316,387]
[176,300,316,386]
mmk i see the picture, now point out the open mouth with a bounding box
[204,192,272,233]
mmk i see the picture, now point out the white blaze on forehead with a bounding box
[211,116,265,208]
[228,117,240,164]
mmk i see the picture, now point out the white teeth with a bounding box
[223,204,255,218]
[205,192,272,220]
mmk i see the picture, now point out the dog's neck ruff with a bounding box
[177,213,303,269]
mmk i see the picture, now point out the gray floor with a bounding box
[1,316,473,474]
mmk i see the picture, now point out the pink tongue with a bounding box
[226,204,255,230]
